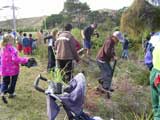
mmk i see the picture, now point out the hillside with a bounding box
[120,0,160,41]
[0,16,46,30]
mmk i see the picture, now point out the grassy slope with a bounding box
[0,39,152,120]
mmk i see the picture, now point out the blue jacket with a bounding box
[23,37,30,47]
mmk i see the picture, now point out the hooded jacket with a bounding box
[0,44,28,76]
[55,31,79,61]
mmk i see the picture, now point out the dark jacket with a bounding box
[83,26,94,41]
[96,37,115,62]
[55,31,79,61]
[123,39,129,50]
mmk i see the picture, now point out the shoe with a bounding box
[109,88,114,92]
[1,96,8,104]
[8,93,16,98]
[96,85,110,93]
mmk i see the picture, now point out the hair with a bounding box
[1,34,14,47]
[64,23,72,31]
[29,34,32,37]
[19,31,23,34]
[23,33,27,37]
[52,29,58,38]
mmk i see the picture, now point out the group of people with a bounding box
[51,23,125,93]
[16,31,36,55]
[0,23,127,120]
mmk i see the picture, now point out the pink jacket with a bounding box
[0,44,28,76]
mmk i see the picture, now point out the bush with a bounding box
[120,0,160,42]
[33,44,48,61]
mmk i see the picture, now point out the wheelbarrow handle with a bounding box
[34,74,48,93]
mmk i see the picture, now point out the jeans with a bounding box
[97,60,112,89]
[0,74,18,94]
[121,49,129,59]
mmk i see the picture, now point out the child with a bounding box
[29,34,34,54]
[16,31,23,52]
[0,34,29,104]
[22,33,30,55]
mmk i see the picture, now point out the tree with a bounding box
[44,14,64,29]
[120,0,160,41]
[62,0,90,28]
[63,0,90,15]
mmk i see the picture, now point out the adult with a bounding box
[36,29,44,45]
[81,23,98,56]
[55,24,79,82]
[149,32,160,120]
[144,32,160,71]
[96,31,124,92]
[44,29,58,71]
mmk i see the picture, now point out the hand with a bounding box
[114,56,118,61]
[96,33,99,38]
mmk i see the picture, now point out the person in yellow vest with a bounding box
[149,32,160,120]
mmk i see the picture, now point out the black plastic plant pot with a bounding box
[54,82,62,94]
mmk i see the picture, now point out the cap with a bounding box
[113,31,124,43]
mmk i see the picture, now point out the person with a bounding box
[121,38,129,59]
[149,32,160,120]
[96,31,124,92]
[16,31,23,52]
[36,29,44,45]
[0,31,3,42]
[0,34,29,103]
[144,32,160,71]
[28,34,34,54]
[55,23,80,82]
[73,37,81,51]
[22,33,30,55]
[44,29,58,71]
[81,23,98,56]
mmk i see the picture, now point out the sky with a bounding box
[0,0,134,21]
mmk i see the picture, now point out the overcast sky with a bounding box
[0,0,134,21]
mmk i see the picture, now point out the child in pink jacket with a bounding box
[0,34,29,103]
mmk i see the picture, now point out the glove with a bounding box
[25,58,37,68]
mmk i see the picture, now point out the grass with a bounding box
[0,59,48,120]
[0,31,153,120]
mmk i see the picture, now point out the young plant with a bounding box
[50,67,67,86]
